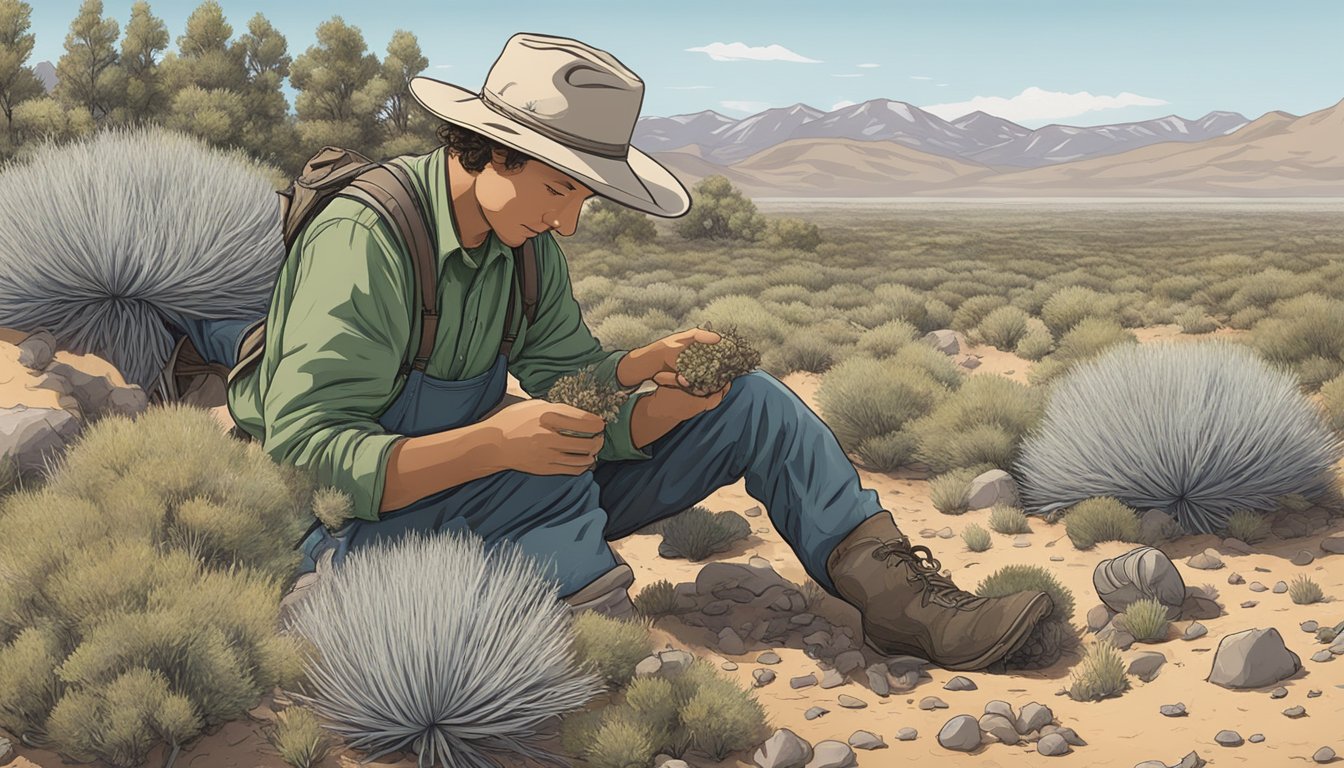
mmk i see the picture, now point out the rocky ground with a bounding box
[3,325,1342,768]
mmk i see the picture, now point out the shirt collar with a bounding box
[399,145,510,270]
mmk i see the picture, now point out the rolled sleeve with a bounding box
[261,215,414,522]
[509,237,652,462]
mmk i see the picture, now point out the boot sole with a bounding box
[861,592,1055,671]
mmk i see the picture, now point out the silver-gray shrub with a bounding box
[0,126,284,390]
[1015,340,1343,534]
[286,528,604,768]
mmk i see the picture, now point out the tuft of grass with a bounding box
[988,504,1032,535]
[547,363,632,426]
[571,610,656,690]
[1318,373,1344,432]
[855,320,920,359]
[1068,639,1130,701]
[633,579,681,619]
[267,707,332,768]
[929,468,975,515]
[1223,509,1272,544]
[977,305,1031,350]
[1177,307,1218,334]
[1117,597,1171,642]
[1288,575,1324,605]
[1064,497,1142,549]
[855,430,918,472]
[678,662,771,760]
[976,564,1076,622]
[817,355,948,456]
[962,524,992,552]
[1015,319,1055,361]
[907,374,1045,474]
[657,505,751,561]
[800,578,827,611]
[311,486,354,532]
[586,710,659,768]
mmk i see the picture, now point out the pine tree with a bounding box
[53,0,125,123]
[117,1,169,124]
[237,12,299,172]
[373,29,436,158]
[0,0,46,152]
[290,16,382,152]
[160,1,247,148]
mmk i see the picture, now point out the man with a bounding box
[227,32,1053,671]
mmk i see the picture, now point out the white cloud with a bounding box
[720,100,773,113]
[687,42,821,63]
[832,100,857,110]
[667,85,713,90]
[937,83,949,87]
[832,73,863,78]
[919,85,1168,123]
[909,75,932,80]
[434,64,453,69]
[857,63,880,68]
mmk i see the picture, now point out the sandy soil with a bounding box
[7,325,1342,768]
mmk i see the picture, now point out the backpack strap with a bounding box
[338,164,440,378]
[499,237,540,358]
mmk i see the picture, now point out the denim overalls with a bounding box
[177,314,884,598]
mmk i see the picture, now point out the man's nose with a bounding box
[543,200,584,236]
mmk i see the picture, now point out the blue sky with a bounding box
[26,0,1344,129]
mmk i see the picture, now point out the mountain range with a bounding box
[635,98,1344,197]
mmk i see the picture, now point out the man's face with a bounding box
[475,149,595,247]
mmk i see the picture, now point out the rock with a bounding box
[1322,535,1344,554]
[803,630,831,647]
[1228,572,1246,585]
[919,696,949,710]
[967,469,1017,509]
[1088,604,1117,633]
[804,706,829,721]
[1271,686,1289,698]
[1293,550,1316,566]
[1314,747,1337,763]
[1249,582,1268,592]
[1128,651,1167,682]
[1135,762,1169,768]
[1184,622,1209,640]
[1207,627,1303,688]
[837,694,866,709]
[1215,730,1243,747]
[1014,535,1032,548]
[944,675,977,691]
[0,736,10,764]
[896,727,918,741]
[1283,705,1307,718]
[1181,594,1222,620]
[1139,508,1183,544]
[1187,550,1224,570]
[979,713,1019,745]
[790,674,816,689]
[718,627,746,655]
[833,650,864,674]
[1303,620,1320,632]
[1311,650,1334,663]
[0,405,83,478]
[1222,538,1255,555]
[1094,546,1188,618]
[919,528,937,539]
[1050,554,1065,561]
[1016,702,1054,734]
[984,700,1015,720]
[1249,734,1265,743]
[754,669,777,686]
[1160,703,1188,717]
[847,730,886,750]
[959,356,982,370]
[721,661,739,671]
[1038,733,1071,756]
[757,651,781,665]
[1097,624,1137,650]
[937,715,981,752]
[15,329,57,369]
[924,330,960,356]
[1241,601,1258,609]
[703,600,730,615]
[865,664,890,696]
[805,741,856,768]
[1272,580,1289,594]
[1308,689,1323,697]
[1175,752,1207,768]
[744,505,762,517]
[937,526,955,539]
[754,728,813,768]
[658,649,694,674]
[697,561,794,602]
[635,655,663,677]
[819,667,846,688]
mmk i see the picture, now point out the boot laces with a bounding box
[872,537,981,607]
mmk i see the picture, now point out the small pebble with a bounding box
[1228,572,1246,585]
[944,675,977,691]
[790,613,815,625]
[804,705,829,720]
[1241,600,1259,608]
[1249,582,1267,592]
[756,651,781,665]
[790,674,817,689]
[1313,747,1336,763]
[919,696,949,710]
[1303,620,1320,633]
[937,527,955,539]
[1271,687,1288,699]
[837,694,867,709]
[1255,566,1272,572]
[1284,705,1307,718]
[820,667,846,688]
[1037,733,1071,756]
[1312,650,1335,663]
[1307,689,1322,698]
[1273,581,1289,594]
[1050,555,1065,561]
[721,661,738,671]
[895,727,918,741]
[1249,734,1265,744]
[1215,730,1244,747]
[1014,535,1032,548]
[1292,550,1315,566]
[1184,622,1208,640]
[1160,703,1188,717]
[848,730,886,750]
[753,669,776,686]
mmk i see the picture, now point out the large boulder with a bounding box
[1093,546,1187,619]
[1207,628,1302,689]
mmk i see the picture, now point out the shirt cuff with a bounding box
[354,433,408,522]
[599,385,656,462]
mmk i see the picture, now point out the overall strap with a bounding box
[499,237,540,358]
[338,164,439,378]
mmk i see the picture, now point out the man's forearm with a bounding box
[378,423,503,514]
[628,392,686,451]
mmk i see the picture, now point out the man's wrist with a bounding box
[616,348,649,388]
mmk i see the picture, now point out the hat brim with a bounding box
[410,77,691,218]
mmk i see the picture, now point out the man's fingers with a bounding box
[543,404,607,433]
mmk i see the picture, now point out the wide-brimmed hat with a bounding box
[409,33,691,218]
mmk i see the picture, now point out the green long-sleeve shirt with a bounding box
[226,145,654,523]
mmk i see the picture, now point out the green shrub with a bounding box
[267,706,332,768]
[907,374,1044,474]
[892,342,963,391]
[1015,320,1055,361]
[855,431,919,472]
[1117,597,1170,642]
[558,709,606,761]
[657,506,751,561]
[760,283,812,304]
[1177,307,1218,334]
[1319,373,1344,432]
[765,216,822,252]
[1064,497,1142,549]
[582,197,657,244]
[764,328,835,376]
[924,298,955,331]
[952,294,1009,333]
[587,710,659,768]
[988,504,1032,535]
[675,176,766,241]
[1222,509,1271,544]
[929,468,975,515]
[1029,317,1137,385]
[962,524,992,552]
[976,305,1031,350]
[594,313,655,350]
[1250,294,1344,386]
[1298,355,1344,392]
[976,564,1076,622]
[1289,575,1324,605]
[818,356,947,452]
[855,320,920,358]
[1068,639,1130,701]
[633,579,681,618]
[696,295,789,346]
[679,663,770,760]
[1229,306,1266,330]
[570,612,654,689]
[1041,286,1112,336]
[1153,275,1205,301]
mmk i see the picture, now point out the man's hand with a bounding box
[619,327,723,391]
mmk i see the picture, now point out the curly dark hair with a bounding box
[436,122,535,173]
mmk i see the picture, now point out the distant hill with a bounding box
[34,61,56,93]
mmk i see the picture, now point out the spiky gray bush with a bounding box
[1016,340,1344,535]
[0,126,285,390]
[286,529,605,768]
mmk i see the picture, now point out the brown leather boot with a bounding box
[825,511,1055,671]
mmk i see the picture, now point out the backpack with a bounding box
[160,146,540,435]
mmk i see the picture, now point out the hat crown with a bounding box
[481,33,644,156]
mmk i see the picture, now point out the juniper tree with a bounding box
[160,1,247,148]
[53,0,124,123]
[116,1,169,125]
[290,16,383,150]
[373,29,436,158]
[0,0,45,152]
[237,12,299,172]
